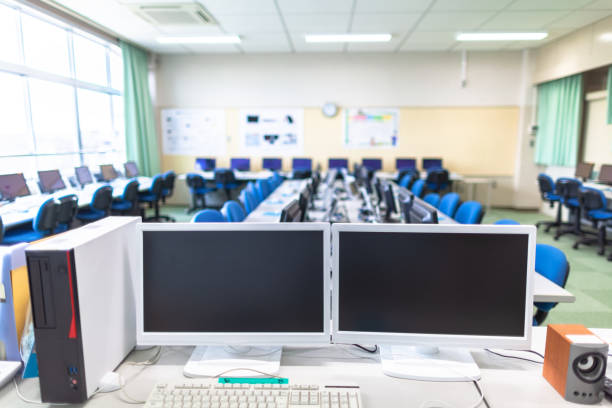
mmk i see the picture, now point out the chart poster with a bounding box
[344,108,399,149]
[161,109,226,156]
[239,109,304,155]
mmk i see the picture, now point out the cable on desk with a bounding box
[485,349,543,364]
[124,346,162,366]
[352,344,378,353]
[13,378,69,406]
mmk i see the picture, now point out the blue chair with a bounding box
[186,173,216,213]
[55,194,79,232]
[454,201,484,224]
[138,175,166,222]
[221,200,246,222]
[215,169,239,200]
[494,219,520,225]
[425,169,450,193]
[191,209,225,222]
[573,187,612,255]
[423,193,440,208]
[0,216,3,243]
[411,179,425,197]
[554,178,582,240]
[157,171,176,222]
[76,185,113,224]
[271,172,283,189]
[534,244,570,326]
[535,174,562,232]
[246,182,261,206]
[255,179,271,202]
[239,189,258,214]
[111,179,139,215]
[399,174,413,189]
[3,199,58,244]
[438,193,460,218]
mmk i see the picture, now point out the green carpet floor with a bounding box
[150,205,612,328]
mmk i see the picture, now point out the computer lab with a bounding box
[1,0,612,407]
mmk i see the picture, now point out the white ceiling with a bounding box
[52,0,612,53]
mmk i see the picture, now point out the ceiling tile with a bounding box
[216,14,284,33]
[432,0,513,11]
[405,31,457,43]
[418,12,495,30]
[354,0,432,13]
[197,0,277,16]
[155,25,224,35]
[586,0,612,9]
[183,44,241,53]
[480,11,568,30]
[454,41,512,50]
[284,14,351,32]
[547,11,611,29]
[240,33,292,52]
[400,42,454,51]
[350,13,421,32]
[508,0,593,11]
[290,34,344,52]
[503,41,542,49]
[278,0,353,14]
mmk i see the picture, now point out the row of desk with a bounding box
[0,177,152,230]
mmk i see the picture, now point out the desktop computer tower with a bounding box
[25,217,140,403]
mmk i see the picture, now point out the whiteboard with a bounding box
[344,108,399,149]
[161,109,226,156]
[239,108,304,155]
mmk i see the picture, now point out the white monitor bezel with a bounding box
[331,223,536,350]
[137,222,331,346]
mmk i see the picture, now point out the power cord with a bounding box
[13,378,69,406]
[485,349,543,364]
[352,344,378,353]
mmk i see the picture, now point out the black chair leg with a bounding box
[536,201,562,232]
[554,207,583,240]
[533,309,549,326]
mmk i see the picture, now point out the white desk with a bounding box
[178,171,287,182]
[0,177,151,229]
[583,181,612,202]
[377,171,464,182]
[1,327,609,407]
[244,180,305,222]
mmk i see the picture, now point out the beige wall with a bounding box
[583,91,612,170]
[535,15,612,83]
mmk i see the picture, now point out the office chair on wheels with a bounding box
[535,174,562,233]
[157,171,176,222]
[454,201,484,224]
[55,194,79,232]
[423,193,440,208]
[533,244,570,326]
[186,173,216,213]
[438,192,460,218]
[425,169,450,193]
[191,209,225,222]
[572,187,612,255]
[215,169,239,200]
[111,180,140,215]
[3,199,58,244]
[139,175,170,222]
[553,178,583,240]
[76,185,113,224]
[239,188,258,214]
[221,200,246,222]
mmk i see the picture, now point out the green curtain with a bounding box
[534,74,583,167]
[120,41,160,177]
[607,66,612,124]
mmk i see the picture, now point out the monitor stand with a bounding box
[183,346,282,378]
[379,345,480,382]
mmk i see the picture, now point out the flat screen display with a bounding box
[338,231,528,337]
[0,173,30,200]
[38,170,65,193]
[124,162,139,178]
[396,158,416,170]
[196,158,216,171]
[422,158,443,170]
[329,158,348,169]
[100,164,118,181]
[362,159,382,171]
[292,158,312,171]
[230,158,250,171]
[75,166,93,185]
[262,158,282,170]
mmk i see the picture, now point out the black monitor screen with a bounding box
[100,164,118,181]
[329,158,348,169]
[142,230,324,333]
[75,166,93,185]
[338,231,528,336]
[396,158,416,170]
[230,158,250,171]
[196,158,216,171]
[422,158,443,170]
[0,173,30,200]
[263,158,282,171]
[124,162,139,178]
[599,164,612,184]
[38,170,66,193]
[362,158,382,171]
[293,158,312,170]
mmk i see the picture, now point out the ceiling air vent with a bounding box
[128,3,217,26]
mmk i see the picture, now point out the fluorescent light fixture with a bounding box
[599,33,612,42]
[305,34,392,43]
[156,35,241,44]
[456,32,548,41]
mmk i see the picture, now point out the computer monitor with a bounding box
[373,178,384,205]
[331,223,535,381]
[398,192,414,223]
[137,223,330,376]
[598,164,612,185]
[362,158,382,171]
[298,186,311,222]
[409,200,438,224]
[329,158,348,169]
[75,166,93,186]
[230,158,250,171]
[383,182,397,221]
[422,158,443,171]
[262,158,282,171]
[292,158,312,171]
[100,164,118,181]
[396,158,416,171]
[195,158,216,171]
[0,173,30,201]
[38,170,66,194]
[124,161,139,178]
[280,200,302,222]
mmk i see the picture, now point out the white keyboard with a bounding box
[144,381,362,408]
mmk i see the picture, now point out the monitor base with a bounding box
[183,346,282,378]
[380,345,480,382]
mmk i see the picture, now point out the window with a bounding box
[0,0,124,176]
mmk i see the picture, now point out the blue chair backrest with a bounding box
[399,174,413,189]
[494,219,520,225]
[186,173,206,191]
[148,174,165,198]
[438,193,460,218]
[271,172,282,188]
[536,244,569,289]
[537,173,555,195]
[411,179,425,197]
[122,179,140,202]
[246,182,260,205]
[222,200,246,222]
[423,193,440,208]
[239,189,257,214]
[255,179,271,202]
[454,201,483,224]
[580,187,607,212]
[33,198,57,234]
[91,185,113,213]
[191,209,225,223]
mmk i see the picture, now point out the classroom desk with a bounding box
[0,177,151,229]
[243,180,305,222]
[583,181,612,202]
[377,171,464,182]
[178,171,288,182]
[1,327,609,407]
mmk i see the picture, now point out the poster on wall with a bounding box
[344,108,399,148]
[161,109,226,156]
[239,109,304,155]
